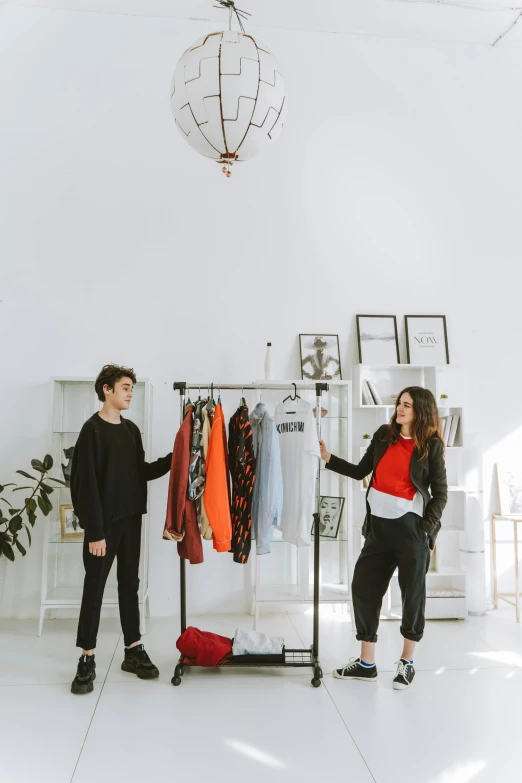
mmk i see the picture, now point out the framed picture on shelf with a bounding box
[60,504,83,539]
[405,315,450,365]
[312,496,345,539]
[496,465,522,516]
[299,334,341,380]
[356,315,400,365]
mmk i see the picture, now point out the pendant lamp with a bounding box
[170,1,287,177]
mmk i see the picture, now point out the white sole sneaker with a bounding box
[332,669,378,681]
[393,679,412,690]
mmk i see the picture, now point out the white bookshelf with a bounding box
[38,377,152,636]
[351,363,468,620]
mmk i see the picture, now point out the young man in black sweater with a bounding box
[70,364,172,695]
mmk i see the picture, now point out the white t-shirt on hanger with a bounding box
[274,398,321,547]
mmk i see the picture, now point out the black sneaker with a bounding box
[121,644,159,680]
[393,658,415,690]
[71,654,96,694]
[333,657,378,681]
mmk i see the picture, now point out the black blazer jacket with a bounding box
[326,424,448,549]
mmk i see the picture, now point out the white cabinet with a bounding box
[39,377,152,635]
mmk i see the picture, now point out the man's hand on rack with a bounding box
[89,539,106,557]
[319,440,331,463]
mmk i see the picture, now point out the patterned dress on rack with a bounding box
[188,399,206,532]
[228,404,256,564]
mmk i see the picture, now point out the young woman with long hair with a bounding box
[319,386,448,690]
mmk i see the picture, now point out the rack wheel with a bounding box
[172,676,182,686]
[311,677,322,688]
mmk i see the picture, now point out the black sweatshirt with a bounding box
[70,413,172,543]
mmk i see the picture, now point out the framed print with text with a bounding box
[405,315,449,365]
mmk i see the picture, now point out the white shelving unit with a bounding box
[38,377,153,636]
[252,380,352,626]
[351,364,467,620]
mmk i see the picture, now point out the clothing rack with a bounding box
[171,381,328,688]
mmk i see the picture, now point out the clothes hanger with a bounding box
[283,383,300,403]
[240,386,247,407]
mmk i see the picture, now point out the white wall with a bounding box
[2,5,522,619]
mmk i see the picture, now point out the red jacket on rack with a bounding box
[163,405,204,565]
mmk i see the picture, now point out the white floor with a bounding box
[1,608,522,783]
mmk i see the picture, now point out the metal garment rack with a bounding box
[171,381,328,688]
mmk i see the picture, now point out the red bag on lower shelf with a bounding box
[176,626,233,667]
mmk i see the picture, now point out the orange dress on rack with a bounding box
[204,402,232,552]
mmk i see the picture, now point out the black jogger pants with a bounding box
[76,515,142,650]
[352,512,430,643]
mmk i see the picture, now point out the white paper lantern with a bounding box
[170,31,287,175]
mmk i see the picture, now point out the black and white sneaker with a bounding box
[333,657,378,682]
[71,654,96,695]
[121,644,159,680]
[393,658,415,690]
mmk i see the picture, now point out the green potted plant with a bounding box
[0,455,67,603]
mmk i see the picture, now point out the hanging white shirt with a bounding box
[274,398,321,547]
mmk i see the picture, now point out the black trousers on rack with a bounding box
[351,513,431,644]
[76,515,142,650]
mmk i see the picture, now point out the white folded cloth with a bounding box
[232,628,284,656]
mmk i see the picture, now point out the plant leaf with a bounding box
[2,542,15,561]
[0,484,16,493]
[47,478,68,487]
[0,498,12,507]
[8,508,21,516]
[31,459,45,471]
[37,496,51,516]
[12,486,32,492]
[27,499,37,513]
[40,483,54,495]
[28,510,36,527]
[23,524,32,546]
[43,454,53,471]
[16,471,37,481]
[9,516,23,534]
[15,540,27,556]
[32,465,46,474]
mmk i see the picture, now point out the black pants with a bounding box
[352,513,430,643]
[76,515,142,650]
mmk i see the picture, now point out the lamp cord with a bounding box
[213,1,251,33]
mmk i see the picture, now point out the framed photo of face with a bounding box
[405,315,450,365]
[299,334,342,380]
[312,496,345,539]
[60,504,84,539]
[356,316,400,365]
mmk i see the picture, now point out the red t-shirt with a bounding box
[371,436,416,499]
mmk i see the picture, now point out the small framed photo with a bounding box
[60,504,83,539]
[312,496,345,539]
[356,315,400,365]
[496,465,522,516]
[405,315,449,365]
[299,334,341,380]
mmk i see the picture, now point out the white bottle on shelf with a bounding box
[264,342,272,380]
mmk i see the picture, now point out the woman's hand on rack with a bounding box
[89,539,106,557]
[319,440,331,463]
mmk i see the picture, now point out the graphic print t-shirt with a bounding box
[274,399,321,547]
